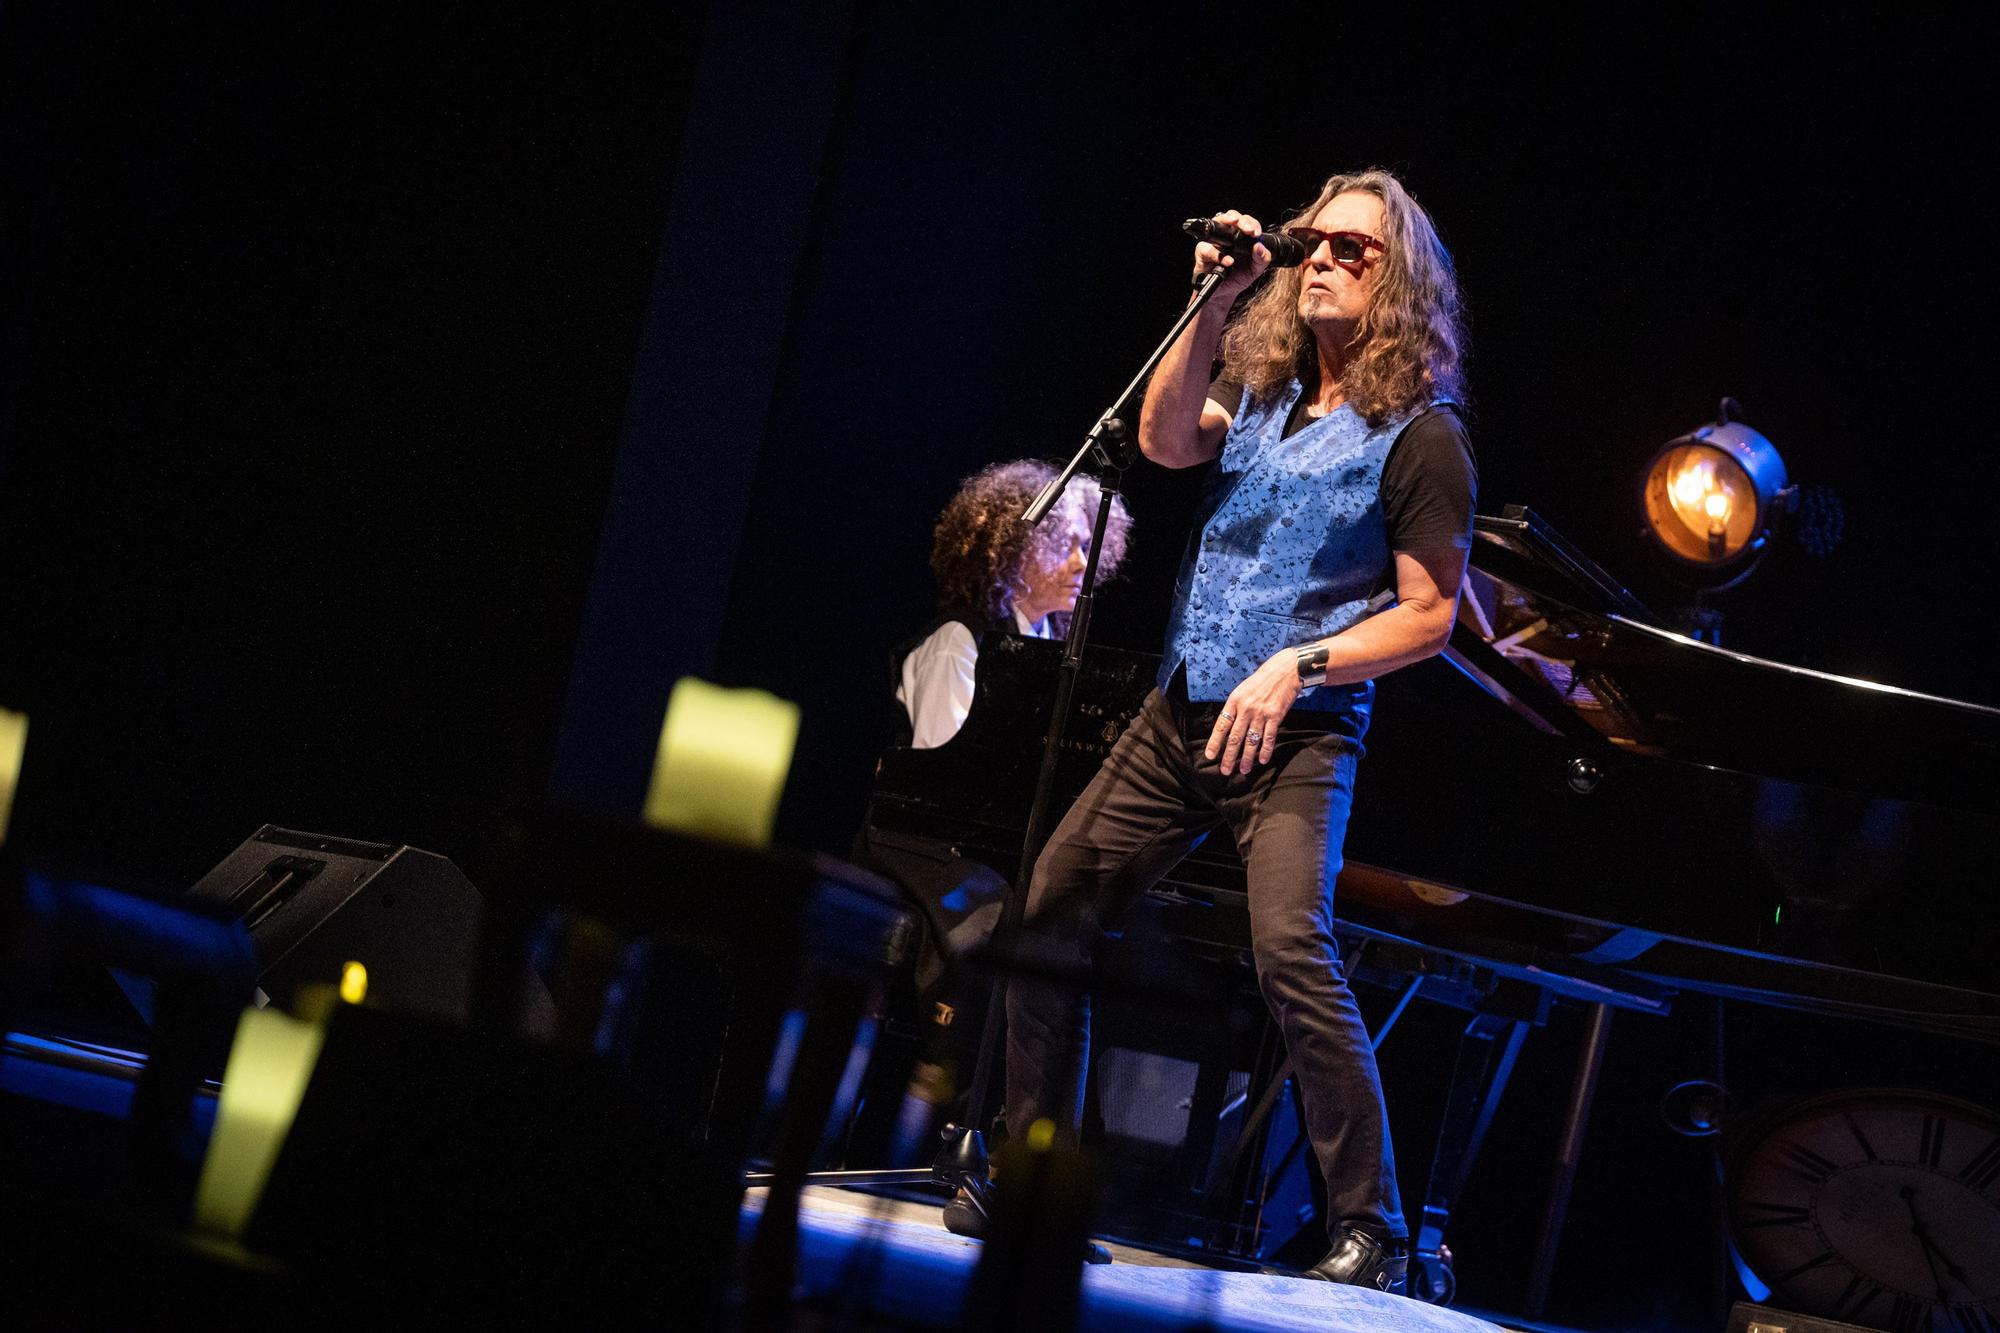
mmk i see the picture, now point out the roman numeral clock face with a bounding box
[1726,1090,2000,1331]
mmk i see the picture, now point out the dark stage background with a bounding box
[4,5,1997,1328]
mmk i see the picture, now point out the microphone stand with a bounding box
[935,265,1243,1209]
[747,266,1248,1209]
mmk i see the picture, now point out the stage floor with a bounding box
[743,1184,1527,1332]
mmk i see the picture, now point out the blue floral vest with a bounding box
[1159,380,1434,739]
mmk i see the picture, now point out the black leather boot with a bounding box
[1303,1228,1407,1294]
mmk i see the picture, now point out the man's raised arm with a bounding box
[1138,210,1270,469]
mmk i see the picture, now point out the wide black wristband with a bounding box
[1295,642,1331,689]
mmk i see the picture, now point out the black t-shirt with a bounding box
[1205,378,1477,551]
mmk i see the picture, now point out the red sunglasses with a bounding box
[1281,227,1385,269]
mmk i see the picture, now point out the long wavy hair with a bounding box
[1218,168,1467,425]
[929,459,1132,633]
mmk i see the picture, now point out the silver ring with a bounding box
[1246,730,1262,743]
[1218,711,1235,723]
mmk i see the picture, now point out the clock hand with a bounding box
[1899,1185,1965,1299]
[1913,1227,1967,1288]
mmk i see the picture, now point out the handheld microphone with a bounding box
[1181,217,1306,267]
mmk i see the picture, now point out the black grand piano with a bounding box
[865,506,2000,1304]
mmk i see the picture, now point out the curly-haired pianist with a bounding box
[854,462,1132,1165]
[896,459,1132,748]
[983,169,1476,1294]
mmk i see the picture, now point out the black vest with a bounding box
[885,606,1004,748]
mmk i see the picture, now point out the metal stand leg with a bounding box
[1523,1001,1613,1319]
[1178,1030,1234,1201]
[743,982,869,1332]
[1199,1035,1291,1250]
[1199,971,1423,1256]
[1410,1010,1531,1305]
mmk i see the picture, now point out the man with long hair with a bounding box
[979,169,1475,1293]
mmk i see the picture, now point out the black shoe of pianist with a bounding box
[941,1186,1111,1264]
[1304,1228,1408,1294]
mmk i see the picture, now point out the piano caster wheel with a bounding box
[1410,1247,1455,1305]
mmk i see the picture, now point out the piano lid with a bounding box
[1453,507,2000,813]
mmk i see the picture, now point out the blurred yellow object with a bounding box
[339,961,369,1004]
[643,677,799,849]
[192,1007,329,1237]
[0,706,26,846]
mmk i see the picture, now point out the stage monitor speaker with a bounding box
[186,825,487,1025]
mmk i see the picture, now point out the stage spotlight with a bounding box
[1640,397,1796,587]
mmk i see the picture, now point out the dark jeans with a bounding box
[1002,677,1405,1243]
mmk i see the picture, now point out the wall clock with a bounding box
[1724,1088,2000,1331]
